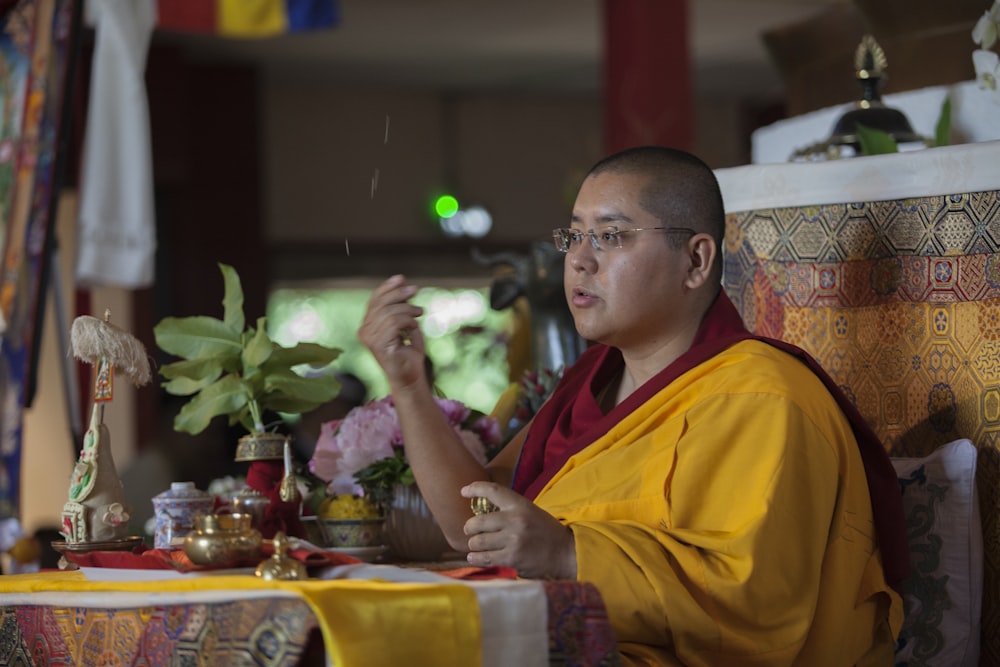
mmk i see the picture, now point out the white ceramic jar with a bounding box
[151,482,214,549]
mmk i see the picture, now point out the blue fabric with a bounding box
[286,0,339,32]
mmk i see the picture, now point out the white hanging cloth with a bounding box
[75,0,156,289]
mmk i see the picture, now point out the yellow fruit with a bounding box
[8,536,41,564]
[320,494,381,520]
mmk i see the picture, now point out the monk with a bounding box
[359,146,908,666]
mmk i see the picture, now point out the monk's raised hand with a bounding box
[358,275,426,391]
[461,481,577,580]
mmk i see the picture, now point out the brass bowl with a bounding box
[184,513,262,566]
[234,432,288,462]
[196,512,254,533]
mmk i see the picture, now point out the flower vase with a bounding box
[384,484,451,562]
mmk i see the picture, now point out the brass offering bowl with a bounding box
[183,512,262,566]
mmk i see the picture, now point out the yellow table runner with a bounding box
[1,570,482,666]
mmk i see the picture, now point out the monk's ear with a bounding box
[684,233,717,288]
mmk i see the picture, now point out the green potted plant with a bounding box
[153,263,343,461]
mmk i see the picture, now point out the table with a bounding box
[0,563,621,667]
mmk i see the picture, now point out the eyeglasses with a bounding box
[551,225,697,252]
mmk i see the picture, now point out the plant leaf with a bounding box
[160,357,226,381]
[153,316,241,359]
[266,342,342,370]
[855,123,899,155]
[242,317,273,373]
[220,263,245,332]
[262,370,341,412]
[934,96,952,147]
[160,358,225,395]
[173,374,249,434]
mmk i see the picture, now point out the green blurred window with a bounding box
[267,284,511,415]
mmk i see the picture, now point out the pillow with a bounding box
[891,439,982,667]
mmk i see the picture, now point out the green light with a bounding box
[434,195,460,218]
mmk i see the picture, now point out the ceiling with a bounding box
[153,0,843,98]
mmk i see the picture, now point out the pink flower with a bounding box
[310,397,402,495]
[435,398,471,425]
[308,395,500,496]
[469,415,503,447]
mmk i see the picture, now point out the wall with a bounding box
[261,77,756,282]
[16,51,770,533]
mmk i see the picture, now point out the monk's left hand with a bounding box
[460,481,577,580]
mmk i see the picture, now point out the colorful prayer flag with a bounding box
[156,0,339,37]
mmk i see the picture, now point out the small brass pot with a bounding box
[183,512,262,566]
[230,488,270,527]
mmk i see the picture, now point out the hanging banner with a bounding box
[0,0,79,520]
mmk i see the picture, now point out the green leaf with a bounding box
[153,316,241,359]
[242,317,273,371]
[161,358,225,395]
[261,370,341,413]
[220,263,245,332]
[160,357,227,381]
[934,96,952,147]
[855,123,899,155]
[266,342,341,370]
[153,262,347,435]
[173,374,249,434]
[353,449,412,512]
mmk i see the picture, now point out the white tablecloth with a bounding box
[716,140,1000,213]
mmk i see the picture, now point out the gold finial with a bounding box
[255,532,307,581]
[854,35,887,80]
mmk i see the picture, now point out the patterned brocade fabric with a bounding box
[723,189,1000,666]
[0,582,621,666]
[0,599,321,666]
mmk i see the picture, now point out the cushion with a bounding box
[891,439,982,667]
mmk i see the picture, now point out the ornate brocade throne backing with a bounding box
[717,142,1000,666]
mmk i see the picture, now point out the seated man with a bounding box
[359,146,908,666]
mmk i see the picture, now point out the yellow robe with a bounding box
[533,340,903,666]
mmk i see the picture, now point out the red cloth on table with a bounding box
[63,543,360,572]
[438,565,518,580]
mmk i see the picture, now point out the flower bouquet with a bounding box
[307,396,502,517]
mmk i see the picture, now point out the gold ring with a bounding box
[470,496,498,515]
[399,328,413,346]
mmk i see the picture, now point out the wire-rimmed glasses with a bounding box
[552,225,697,252]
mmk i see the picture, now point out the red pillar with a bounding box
[602,0,694,155]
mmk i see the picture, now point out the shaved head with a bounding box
[587,146,725,245]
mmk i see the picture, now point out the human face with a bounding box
[563,171,694,351]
